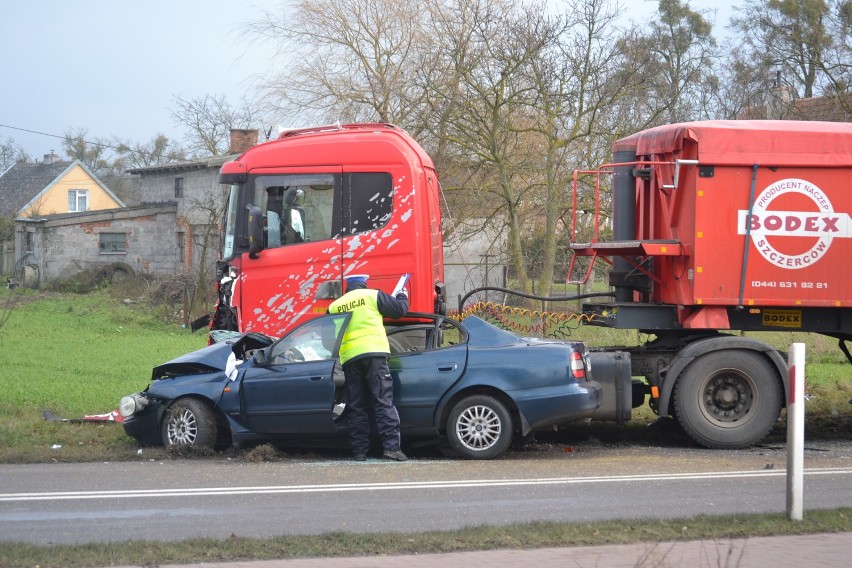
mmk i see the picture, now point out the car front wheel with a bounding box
[161,399,218,450]
[446,395,513,460]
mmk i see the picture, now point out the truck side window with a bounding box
[254,175,337,247]
[346,172,393,235]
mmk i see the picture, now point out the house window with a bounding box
[176,230,185,263]
[175,177,184,198]
[99,233,126,254]
[68,190,88,212]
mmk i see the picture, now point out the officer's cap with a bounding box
[344,274,369,286]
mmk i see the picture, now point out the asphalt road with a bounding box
[2,441,851,545]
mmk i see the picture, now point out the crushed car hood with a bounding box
[152,333,274,380]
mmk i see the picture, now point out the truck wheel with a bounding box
[161,399,218,450]
[446,395,513,460]
[673,351,782,449]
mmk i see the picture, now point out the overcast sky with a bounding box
[2,0,734,162]
[1,0,280,160]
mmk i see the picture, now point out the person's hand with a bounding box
[396,287,408,299]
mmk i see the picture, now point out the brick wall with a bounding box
[17,204,178,286]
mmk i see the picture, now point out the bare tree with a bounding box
[437,0,646,297]
[528,0,643,297]
[249,0,650,296]
[184,186,228,323]
[63,128,112,173]
[616,0,717,123]
[252,0,426,126]
[91,135,186,207]
[732,0,835,99]
[170,93,258,157]
[1,137,29,171]
[441,1,563,296]
[818,0,852,100]
[114,134,186,170]
[412,0,485,163]
[708,43,773,119]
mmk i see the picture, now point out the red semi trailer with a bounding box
[571,120,851,448]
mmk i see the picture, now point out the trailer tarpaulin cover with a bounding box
[614,120,852,167]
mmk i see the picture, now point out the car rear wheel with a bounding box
[161,399,218,450]
[446,395,513,460]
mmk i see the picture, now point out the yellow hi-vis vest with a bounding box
[328,288,389,364]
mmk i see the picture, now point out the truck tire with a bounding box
[673,351,782,449]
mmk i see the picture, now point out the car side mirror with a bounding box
[315,280,342,300]
[247,204,264,259]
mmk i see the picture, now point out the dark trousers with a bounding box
[343,356,401,455]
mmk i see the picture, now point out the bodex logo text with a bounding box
[737,178,850,270]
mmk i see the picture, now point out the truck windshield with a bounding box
[222,184,241,259]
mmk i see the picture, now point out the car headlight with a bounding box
[119,394,149,418]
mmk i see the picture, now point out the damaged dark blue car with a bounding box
[120,313,601,459]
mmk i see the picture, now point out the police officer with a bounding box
[328,274,409,461]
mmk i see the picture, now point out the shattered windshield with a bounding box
[221,184,240,259]
[268,314,348,364]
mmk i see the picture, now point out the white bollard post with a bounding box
[786,343,805,521]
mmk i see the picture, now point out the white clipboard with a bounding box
[392,273,411,296]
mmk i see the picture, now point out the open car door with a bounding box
[240,313,350,434]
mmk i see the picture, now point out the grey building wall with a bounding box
[14,203,178,287]
[137,167,225,226]
[128,157,233,275]
[443,219,508,311]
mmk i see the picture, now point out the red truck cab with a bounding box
[212,123,445,337]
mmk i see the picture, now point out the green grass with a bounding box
[0,290,206,462]
[1,509,849,568]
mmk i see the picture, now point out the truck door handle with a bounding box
[437,363,457,372]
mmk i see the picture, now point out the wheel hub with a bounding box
[456,406,501,450]
[702,373,755,425]
[168,409,197,445]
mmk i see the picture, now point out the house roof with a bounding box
[0,161,71,217]
[126,154,236,175]
[787,95,852,122]
[16,202,177,227]
[0,159,126,217]
[737,92,852,122]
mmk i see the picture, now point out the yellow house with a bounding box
[0,154,125,218]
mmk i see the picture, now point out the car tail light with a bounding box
[570,351,586,379]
